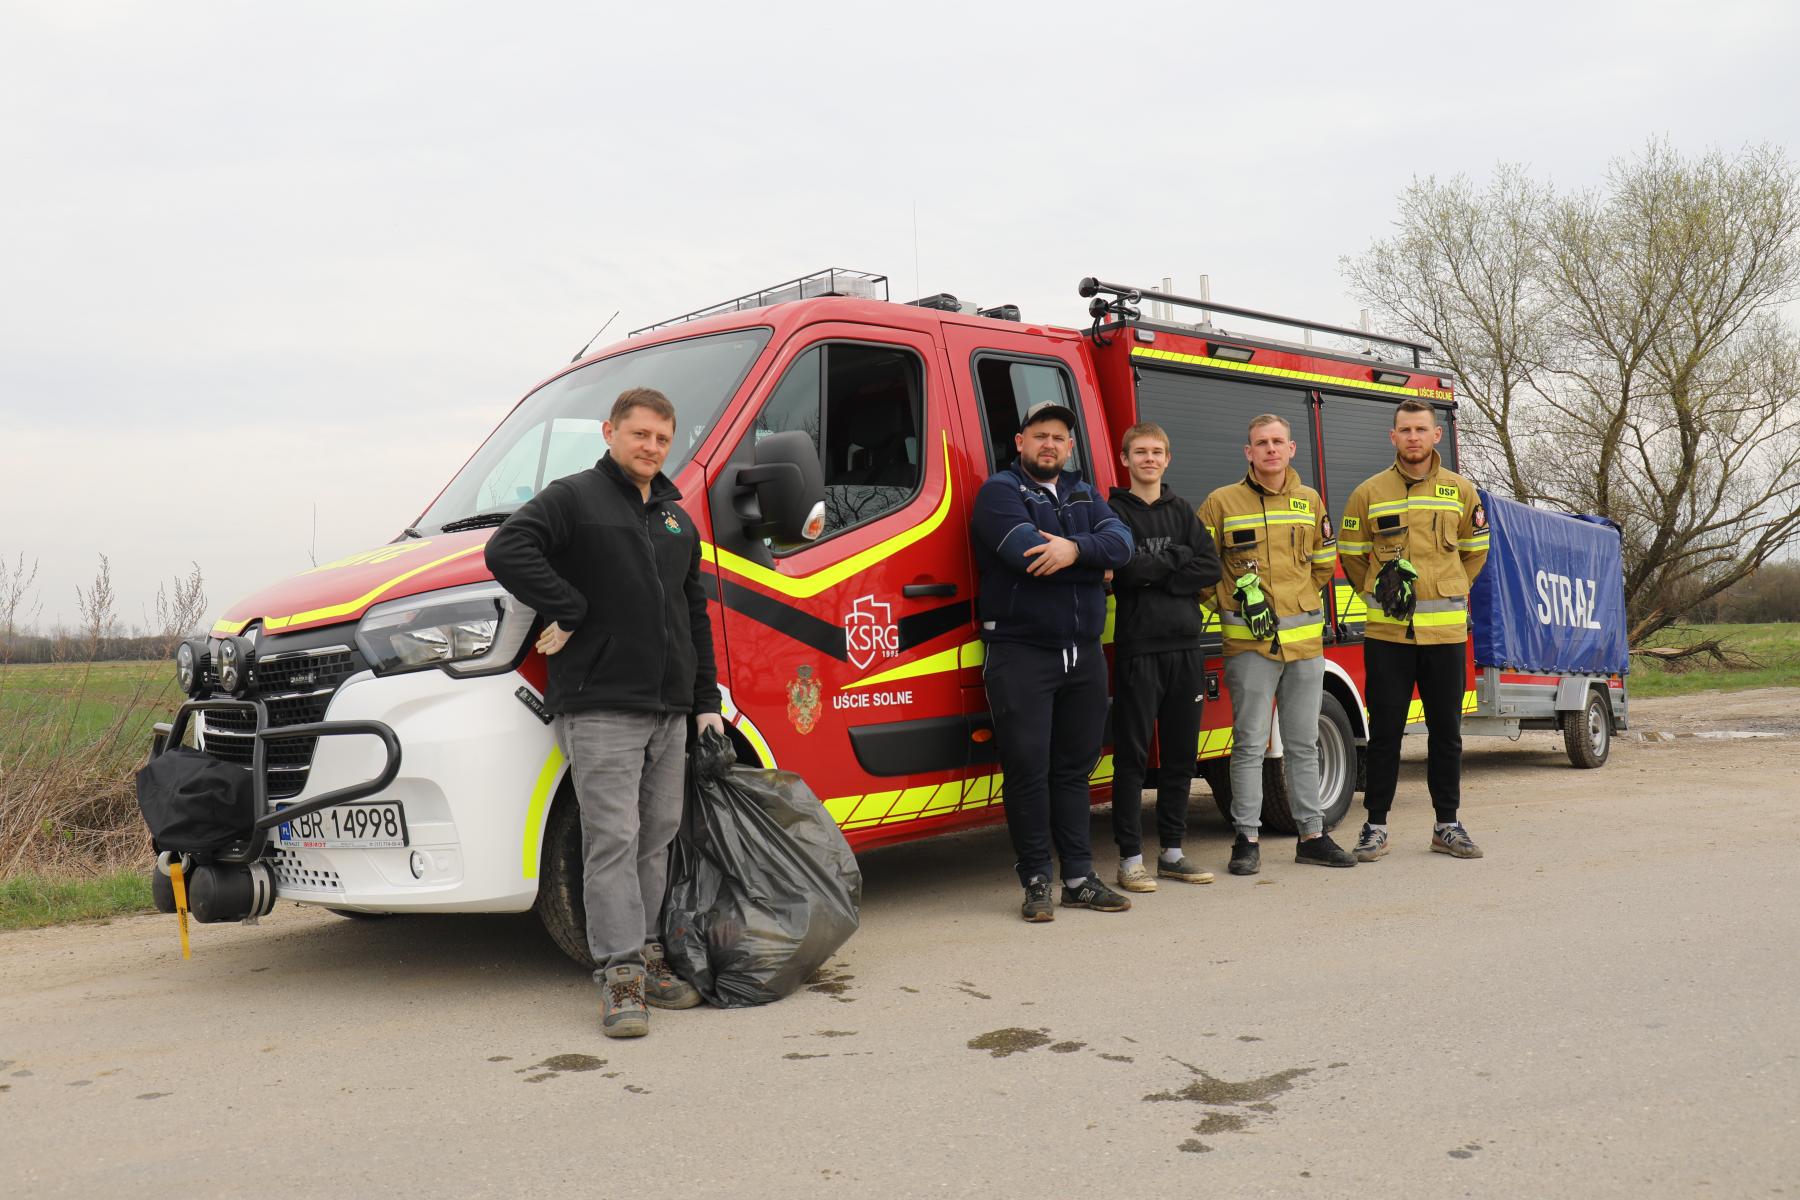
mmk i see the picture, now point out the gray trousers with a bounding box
[556,709,687,981]
[1224,653,1326,837]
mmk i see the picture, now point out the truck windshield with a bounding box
[415,328,771,533]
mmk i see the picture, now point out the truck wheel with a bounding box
[1563,686,1612,769]
[534,790,597,970]
[1198,693,1356,834]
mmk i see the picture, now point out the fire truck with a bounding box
[147,269,1627,963]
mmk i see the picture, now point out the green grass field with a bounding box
[0,869,155,930]
[1627,622,1800,698]
[0,659,178,766]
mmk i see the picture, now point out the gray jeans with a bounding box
[1223,653,1326,837]
[556,709,687,981]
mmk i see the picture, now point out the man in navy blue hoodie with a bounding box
[971,400,1135,922]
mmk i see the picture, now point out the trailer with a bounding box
[1462,491,1630,766]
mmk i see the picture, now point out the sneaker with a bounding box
[1431,822,1484,859]
[642,942,702,1010]
[1353,823,1389,862]
[1294,834,1357,868]
[1228,835,1260,876]
[1021,875,1056,923]
[1157,855,1216,884]
[1061,876,1131,912]
[1116,861,1158,893]
[600,964,649,1038]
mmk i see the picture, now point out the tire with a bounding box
[533,787,597,970]
[1563,686,1612,769]
[1197,692,1357,834]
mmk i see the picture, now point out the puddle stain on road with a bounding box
[1049,1041,1086,1054]
[967,1027,1052,1057]
[1099,1053,1133,1063]
[136,1092,170,1101]
[1177,1140,1214,1154]
[784,1053,829,1060]
[520,1053,608,1083]
[1146,1060,1325,1155]
[1449,1142,1484,1160]
[806,967,857,1001]
[953,981,992,1000]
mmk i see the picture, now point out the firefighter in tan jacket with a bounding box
[1338,398,1491,862]
[1197,414,1357,876]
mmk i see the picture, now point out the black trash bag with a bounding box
[136,746,255,854]
[661,729,861,1008]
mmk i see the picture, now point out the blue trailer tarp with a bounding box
[1469,491,1629,675]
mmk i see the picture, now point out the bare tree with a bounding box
[1344,141,1800,643]
[153,562,208,658]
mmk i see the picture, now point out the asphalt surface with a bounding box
[4,689,1798,1198]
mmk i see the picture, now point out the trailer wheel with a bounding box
[534,789,597,970]
[1198,693,1356,834]
[1563,686,1611,769]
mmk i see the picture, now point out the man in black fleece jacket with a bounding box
[1106,422,1223,893]
[485,387,724,1039]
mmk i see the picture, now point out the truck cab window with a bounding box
[750,342,925,548]
[973,356,1086,478]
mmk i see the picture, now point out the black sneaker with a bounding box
[1229,835,1261,876]
[1295,834,1357,868]
[1061,876,1131,912]
[1021,875,1055,922]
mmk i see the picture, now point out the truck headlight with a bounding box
[175,638,203,696]
[355,583,535,677]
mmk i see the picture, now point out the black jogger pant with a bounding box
[984,639,1109,885]
[1362,637,1466,824]
[1110,648,1205,857]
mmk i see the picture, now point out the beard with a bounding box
[1021,457,1063,482]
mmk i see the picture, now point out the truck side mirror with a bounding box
[733,430,826,543]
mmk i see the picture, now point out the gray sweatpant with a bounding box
[556,709,687,982]
[1223,653,1326,837]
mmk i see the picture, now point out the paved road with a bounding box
[5,690,1799,1198]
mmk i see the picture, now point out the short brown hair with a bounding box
[1119,422,1170,456]
[1392,398,1437,427]
[611,387,677,427]
[1247,413,1291,442]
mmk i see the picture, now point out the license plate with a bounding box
[278,802,407,849]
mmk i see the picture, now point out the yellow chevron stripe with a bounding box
[210,543,489,637]
[519,744,565,881]
[1132,346,1450,399]
[701,433,953,600]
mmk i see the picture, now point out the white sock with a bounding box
[1121,855,1143,870]
[1160,847,1184,865]
[1434,822,1457,832]
[1065,876,1086,890]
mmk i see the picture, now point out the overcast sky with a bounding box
[3,0,1797,633]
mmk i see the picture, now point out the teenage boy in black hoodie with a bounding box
[1106,422,1224,893]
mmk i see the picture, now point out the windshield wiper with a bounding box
[438,511,513,533]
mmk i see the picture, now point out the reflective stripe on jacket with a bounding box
[1196,468,1336,662]
[1338,450,1490,645]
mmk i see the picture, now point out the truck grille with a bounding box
[198,640,365,799]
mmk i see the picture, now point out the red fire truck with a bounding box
[148,270,1624,963]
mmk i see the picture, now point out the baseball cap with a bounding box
[1020,399,1078,431]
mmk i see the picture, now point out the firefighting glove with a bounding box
[1232,572,1280,641]
[1373,557,1419,621]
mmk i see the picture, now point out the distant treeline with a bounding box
[1685,563,1800,625]
[2,634,181,665]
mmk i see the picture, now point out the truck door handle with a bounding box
[903,582,958,598]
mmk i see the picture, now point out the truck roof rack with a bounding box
[1078,276,1434,368]
[630,269,889,337]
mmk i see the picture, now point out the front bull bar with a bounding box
[151,698,402,866]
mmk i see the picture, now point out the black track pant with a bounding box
[984,640,1109,885]
[1110,648,1205,857]
[1362,638,1466,824]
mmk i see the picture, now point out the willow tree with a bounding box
[1345,142,1800,643]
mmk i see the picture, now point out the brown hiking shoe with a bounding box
[1116,861,1158,893]
[600,964,649,1038]
[643,942,702,1010]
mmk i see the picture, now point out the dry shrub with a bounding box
[0,556,207,877]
